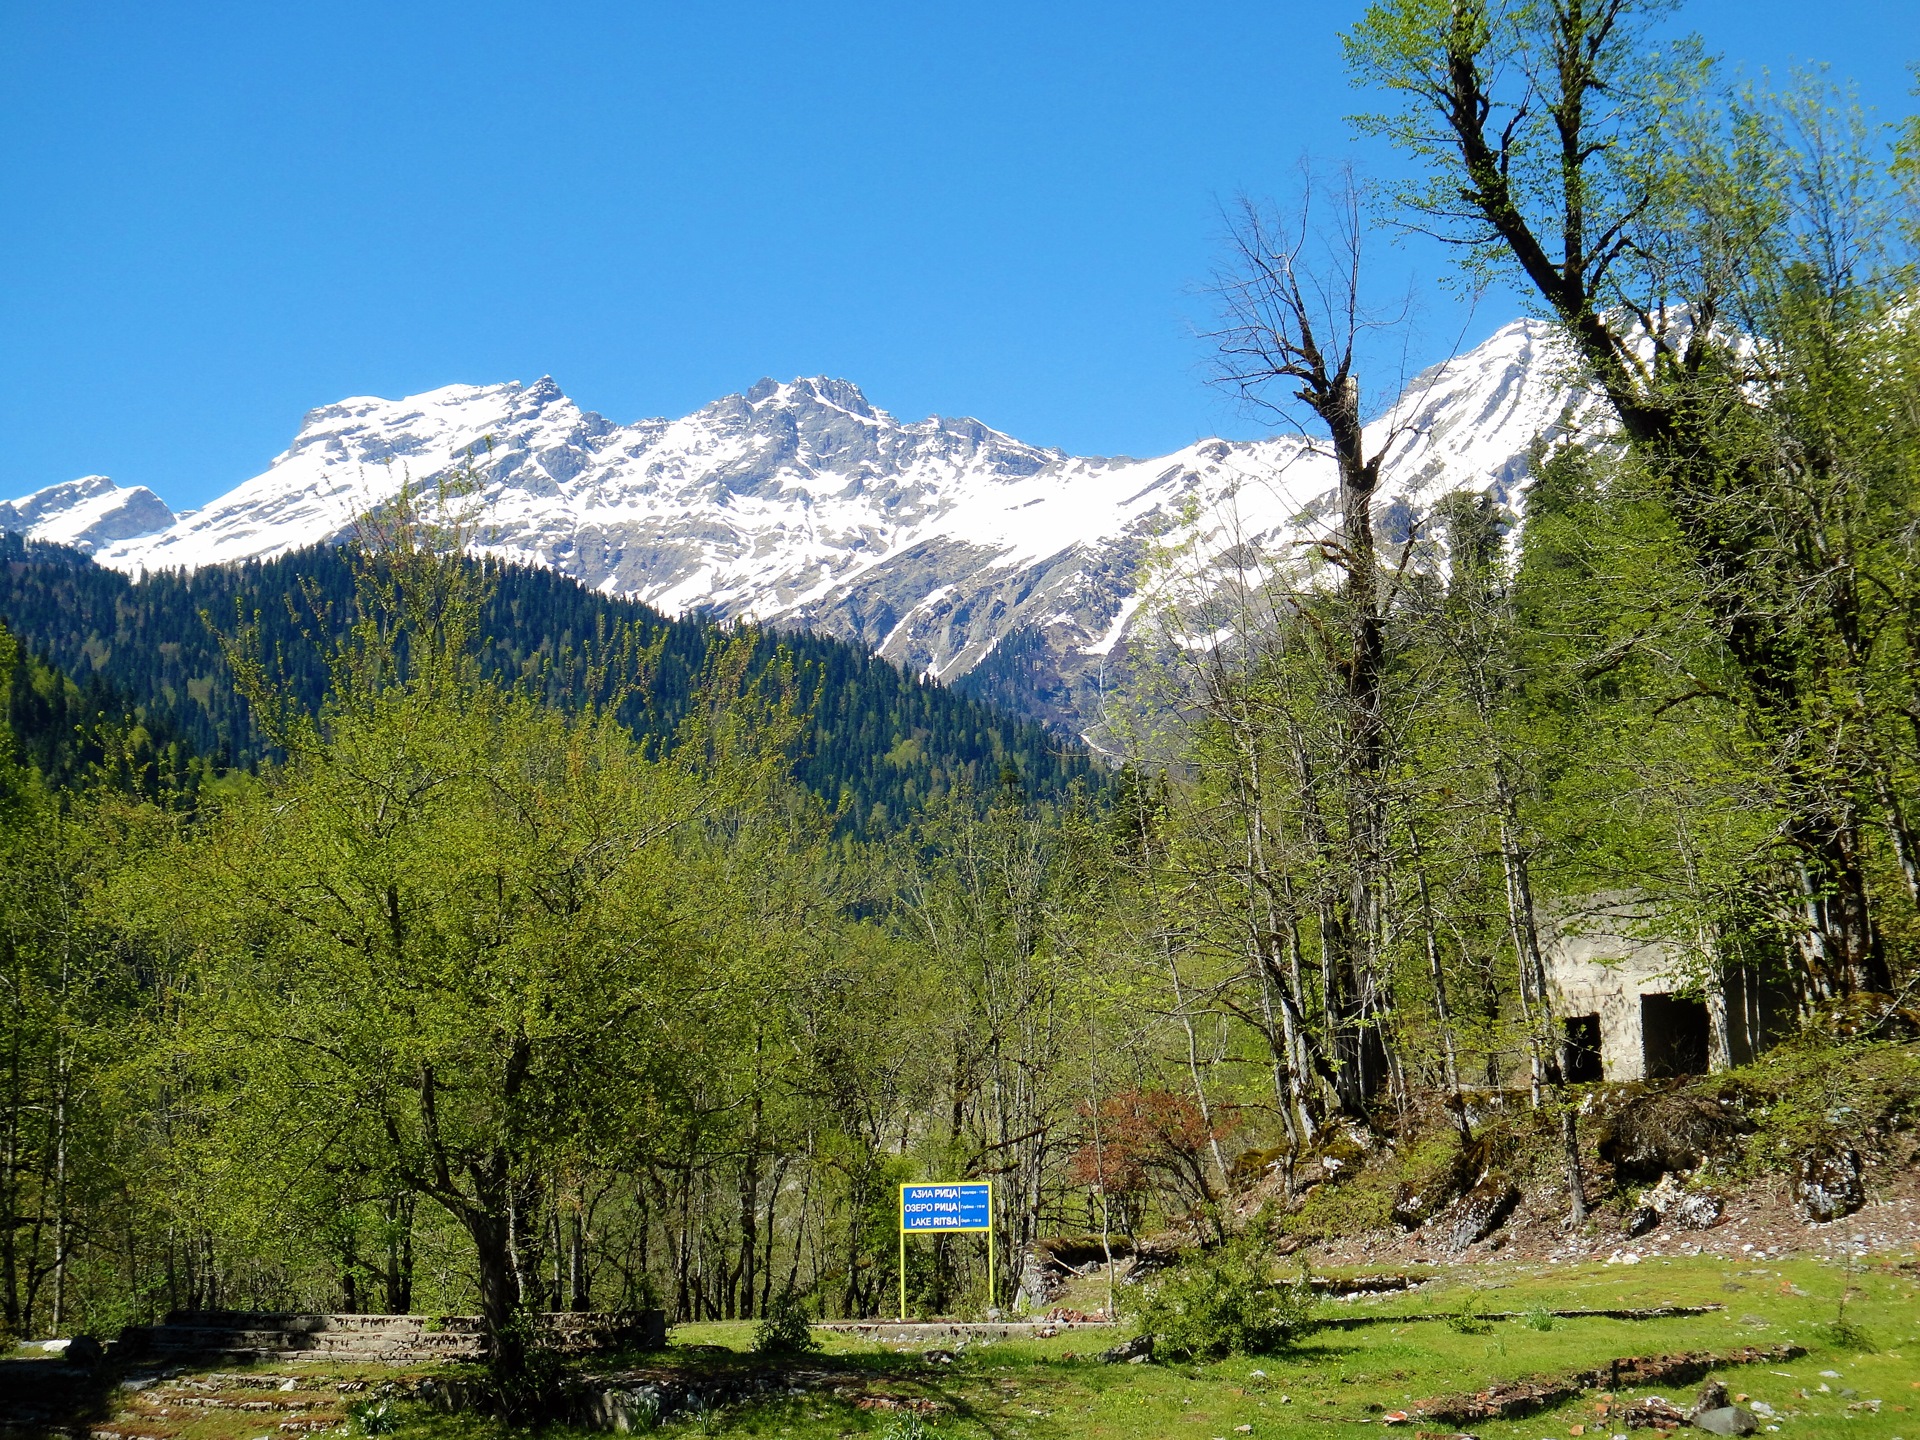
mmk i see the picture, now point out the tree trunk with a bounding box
[467,1205,524,1368]
[50,1046,70,1333]
[384,1195,414,1314]
[1406,815,1466,1122]
[568,1206,589,1312]
[2,1027,22,1335]
[736,1085,763,1319]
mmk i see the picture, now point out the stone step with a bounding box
[141,1328,316,1348]
[154,1394,315,1411]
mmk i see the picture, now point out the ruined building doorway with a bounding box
[1640,994,1709,1078]
[1562,1014,1603,1083]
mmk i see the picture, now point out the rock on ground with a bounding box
[1794,1149,1865,1223]
[1449,1177,1521,1252]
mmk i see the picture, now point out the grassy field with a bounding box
[29,1250,1920,1440]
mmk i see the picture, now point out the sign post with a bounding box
[898,1181,993,1321]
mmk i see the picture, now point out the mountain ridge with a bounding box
[2,321,1590,736]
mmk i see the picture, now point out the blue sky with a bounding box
[3,1,1916,511]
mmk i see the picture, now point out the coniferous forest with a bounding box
[4,2,1920,1421]
[0,531,1097,838]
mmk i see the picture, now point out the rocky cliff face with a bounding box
[2,320,1590,739]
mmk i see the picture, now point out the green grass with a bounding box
[69,1251,1920,1440]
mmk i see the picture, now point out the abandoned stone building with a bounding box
[1542,895,1786,1081]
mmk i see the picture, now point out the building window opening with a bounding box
[1562,1014,1603,1083]
[1640,993,1709,1078]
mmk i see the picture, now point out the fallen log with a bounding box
[1319,1304,1724,1331]
[1408,1345,1805,1426]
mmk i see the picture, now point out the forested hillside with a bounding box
[0,533,1100,836]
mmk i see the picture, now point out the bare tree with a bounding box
[1199,166,1423,1121]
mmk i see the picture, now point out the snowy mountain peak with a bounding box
[6,318,1590,738]
[744,375,877,419]
[0,475,176,555]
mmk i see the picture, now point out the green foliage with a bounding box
[1446,1292,1492,1335]
[1278,1161,1395,1241]
[482,1312,571,1420]
[347,1398,400,1436]
[1,619,213,804]
[1132,1229,1314,1360]
[161,523,727,1359]
[752,1289,822,1356]
[1706,1038,1920,1180]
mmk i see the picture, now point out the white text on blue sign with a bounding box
[901,1183,991,1231]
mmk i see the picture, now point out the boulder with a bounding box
[1668,1190,1724,1230]
[1449,1177,1520,1252]
[1641,1172,1724,1231]
[1390,1137,1480,1232]
[1595,1088,1748,1182]
[1013,1248,1053,1313]
[1794,1148,1865,1223]
[1390,1182,1436,1232]
[1695,1406,1759,1435]
[572,1381,665,1433]
[37,1335,103,1366]
[1690,1380,1729,1417]
[1099,1333,1154,1364]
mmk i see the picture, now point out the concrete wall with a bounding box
[1542,895,1694,1082]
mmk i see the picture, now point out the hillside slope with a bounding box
[0,535,1101,836]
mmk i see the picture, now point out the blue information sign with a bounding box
[900,1182,992,1232]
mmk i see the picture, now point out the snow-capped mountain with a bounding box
[0,475,176,555]
[1,320,1589,738]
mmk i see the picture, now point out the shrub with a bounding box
[752,1288,822,1356]
[1132,1226,1314,1359]
[1816,1319,1877,1353]
[348,1399,399,1436]
[1446,1291,1492,1335]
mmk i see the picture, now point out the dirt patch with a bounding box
[1321,1304,1725,1331]
[1308,1272,1428,1295]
